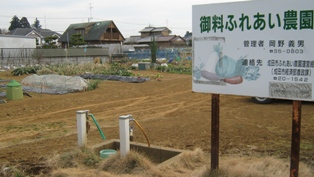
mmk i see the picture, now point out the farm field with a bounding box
[0,70,313,176]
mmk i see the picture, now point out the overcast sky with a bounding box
[0,0,244,38]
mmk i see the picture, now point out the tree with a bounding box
[20,17,31,28]
[32,18,42,29]
[42,36,59,48]
[187,39,192,46]
[8,15,22,31]
[70,34,86,46]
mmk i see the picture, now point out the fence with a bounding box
[0,47,192,68]
[126,48,192,61]
[0,48,110,67]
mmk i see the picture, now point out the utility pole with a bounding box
[44,15,46,29]
[89,3,93,22]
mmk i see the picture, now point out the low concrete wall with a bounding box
[92,139,186,165]
[0,48,110,68]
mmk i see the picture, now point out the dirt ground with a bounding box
[0,70,313,175]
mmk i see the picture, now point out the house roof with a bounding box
[137,35,180,43]
[139,27,171,33]
[152,27,171,33]
[156,35,177,42]
[139,27,155,33]
[8,28,42,37]
[8,28,61,38]
[124,35,142,44]
[0,34,36,39]
[171,36,186,42]
[58,21,125,42]
[124,34,186,44]
[39,29,62,38]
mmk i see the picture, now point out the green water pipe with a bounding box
[89,113,106,140]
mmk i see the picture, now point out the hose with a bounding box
[89,113,106,140]
[133,119,150,147]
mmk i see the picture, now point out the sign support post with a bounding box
[211,94,220,170]
[290,100,302,177]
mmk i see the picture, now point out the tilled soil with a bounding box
[0,70,313,175]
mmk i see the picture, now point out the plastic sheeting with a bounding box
[79,74,150,83]
[21,74,88,94]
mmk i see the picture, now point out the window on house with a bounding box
[106,28,118,33]
[76,29,85,35]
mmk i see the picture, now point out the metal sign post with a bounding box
[211,94,220,170]
[290,100,302,177]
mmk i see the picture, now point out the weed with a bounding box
[54,151,78,168]
[14,171,24,177]
[301,143,314,150]
[103,62,133,76]
[81,148,101,167]
[5,126,20,131]
[0,165,25,177]
[201,168,228,177]
[100,150,155,174]
[48,147,101,169]
[11,66,42,76]
[46,122,64,128]
[36,67,55,75]
[87,80,101,91]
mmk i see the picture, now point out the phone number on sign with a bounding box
[273,76,309,82]
[270,49,303,54]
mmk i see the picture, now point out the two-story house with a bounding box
[58,20,125,48]
[124,26,186,48]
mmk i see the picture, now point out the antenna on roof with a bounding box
[89,3,93,22]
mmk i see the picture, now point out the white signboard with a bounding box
[192,0,314,101]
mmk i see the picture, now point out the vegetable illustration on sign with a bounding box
[193,42,260,85]
[192,0,314,101]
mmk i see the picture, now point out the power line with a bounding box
[0,15,177,27]
[0,15,190,35]
[0,15,87,20]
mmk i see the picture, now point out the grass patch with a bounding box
[99,150,160,175]
[0,165,25,177]
[46,121,65,129]
[5,126,22,131]
[87,80,101,91]
[42,148,314,177]
[48,147,101,169]
[301,143,314,150]
[156,60,192,74]
[5,124,40,132]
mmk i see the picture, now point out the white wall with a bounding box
[0,35,36,48]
